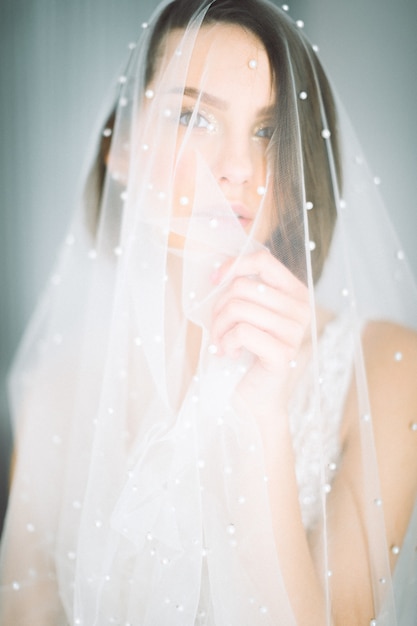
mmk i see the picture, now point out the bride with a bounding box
[1,1,417,624]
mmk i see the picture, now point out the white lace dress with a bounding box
[290,314,355,529]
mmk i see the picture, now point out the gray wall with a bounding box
[1,0,416,531]
[295,0,417,275]
[0,0,158,533]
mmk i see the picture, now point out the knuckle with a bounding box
[283,319,305,350]
[232,276,247,295]
[234,321,249,343]
[300,301,311,323]
[224,298,240,319]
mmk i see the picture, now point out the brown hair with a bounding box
[91,0,341,283]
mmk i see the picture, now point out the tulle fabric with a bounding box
[1,1,417,624]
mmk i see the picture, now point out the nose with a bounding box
[215,137,255,186]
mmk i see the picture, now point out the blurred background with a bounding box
[1,0,416,534]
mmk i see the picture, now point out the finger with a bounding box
[212,275,310,324]
[212,249,307,300]
[219,321,295,371]
[212,298,307,355]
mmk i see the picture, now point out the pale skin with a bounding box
[150,23,417,625]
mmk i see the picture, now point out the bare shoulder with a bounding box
[362,318,417,352]
[329,320,417,613]
[360,321,417,549]
[361,319,417,392]
[360,320,417,433]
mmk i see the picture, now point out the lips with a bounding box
[230,202,254,228]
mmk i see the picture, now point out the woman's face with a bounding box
[147,23,276,248]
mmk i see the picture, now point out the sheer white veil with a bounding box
[1,1,416,624]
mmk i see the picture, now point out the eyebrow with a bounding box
[173,86,228,111]
[172,86,275,117]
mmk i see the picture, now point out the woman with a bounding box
[1,0,417,623]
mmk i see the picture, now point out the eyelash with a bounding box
[178,107,275,140]
[255,125,275,140]
[179,108,214,131]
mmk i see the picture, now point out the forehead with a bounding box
[157,23,274,105]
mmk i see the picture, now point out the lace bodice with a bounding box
[290,315,356,529]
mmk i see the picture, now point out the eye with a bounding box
[179,108,214,131]
[255,125,275,140]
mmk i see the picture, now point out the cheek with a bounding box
[253,187,278,244]
[172,150,198,217]
[166,150,198,249]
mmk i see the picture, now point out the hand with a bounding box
[210,248,311,418]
